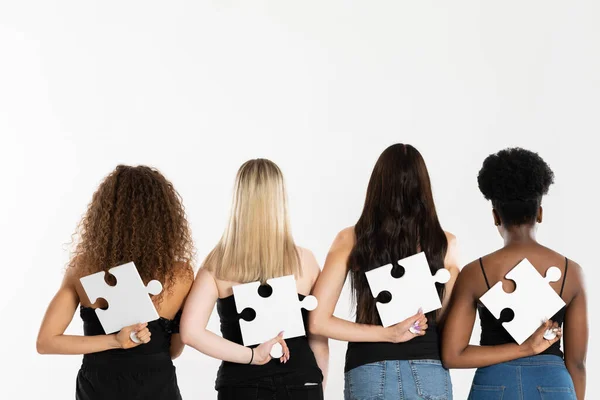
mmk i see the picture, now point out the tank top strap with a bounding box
[559,257,569,297]
[479,257,491,289]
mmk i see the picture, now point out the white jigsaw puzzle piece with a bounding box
[365,252,450,327]
[479,259,566,345]
[233,275,318,358]
[79,262,163,334]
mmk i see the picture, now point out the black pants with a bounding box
[76,363,182,400]
[218,374,324,400]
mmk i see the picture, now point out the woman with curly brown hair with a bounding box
[36,165,195,400]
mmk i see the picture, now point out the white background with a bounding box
[1,1,598,399]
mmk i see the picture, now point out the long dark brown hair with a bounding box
[69,165,194,300]
[348,144,447,324]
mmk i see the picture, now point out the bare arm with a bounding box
[308,229,427,344]
[170,334,184,359]
[441,264,561,368]
[437,232,460,327]
[180,268,288,365]
[36,269,150,355]
[308,333,329,387]
[302,248,330,387]
[169,270,195,360]
[563,263,587,400]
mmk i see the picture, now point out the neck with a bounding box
[502,224,537,246]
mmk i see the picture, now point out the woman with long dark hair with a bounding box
[309,144,459,399]
[37,165,195,400]
[442,148,587,399]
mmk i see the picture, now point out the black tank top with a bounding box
[77,307,183,400]
[80,306,181,366]
[344,317,441,373]
[215,294,323,390]
[477,257,568,358]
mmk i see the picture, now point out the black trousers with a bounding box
[76,363,182,400]
[218,374,324,400]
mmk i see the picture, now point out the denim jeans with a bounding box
[469,355,576,399]
[344,360,452,400]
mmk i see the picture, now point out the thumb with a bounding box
[267,331,284,347]
[409,308,424,323]
[537,319,552,334]
[127,322,146,333]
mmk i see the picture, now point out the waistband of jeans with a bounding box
[504,354,565,366]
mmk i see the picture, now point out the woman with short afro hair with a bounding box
[442,148,587,399]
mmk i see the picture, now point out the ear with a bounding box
[537,206,543,223]
[492,209,501,226]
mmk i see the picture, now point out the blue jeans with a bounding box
[344,360,452,400]
[469,355,576,399]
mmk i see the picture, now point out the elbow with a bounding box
[441,357,457,370]
[308,321,322,336]
[308,317,324,337]
[566,358,586,372]
[179,329,192,347]
[170,347,184,360]
[36,337,50,355]
[440,348,460,369]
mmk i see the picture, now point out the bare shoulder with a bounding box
[296,246,321,282]
[172,261,195,293]
[457,258,484,281]
[565,258,585,289]
[443,231,460,272]
[330,226,356,253]
[444,230,457,244]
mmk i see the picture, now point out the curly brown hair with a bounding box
[69,165,194,299]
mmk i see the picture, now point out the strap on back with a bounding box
[559,257,569,297]
[479,257,491,289]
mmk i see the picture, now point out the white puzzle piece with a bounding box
[233,275,318,358]
[80,262,163,340]
[365,252,450,328]
[479,259,566,345]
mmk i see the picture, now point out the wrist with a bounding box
[379,326,392,343]
[109,334,121,349]
[519,343,535,357]
[247,347,254,365]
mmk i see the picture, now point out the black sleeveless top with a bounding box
[215,294,323,390]
[345,318,441,373]
[77,306,182,400]
[477,257,568,358]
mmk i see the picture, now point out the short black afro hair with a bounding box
[478,147,554,226]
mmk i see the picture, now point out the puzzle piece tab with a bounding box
[233,275,318,357]
[479,259,566,345]
[365,252,450,327]
[80,262,163,334]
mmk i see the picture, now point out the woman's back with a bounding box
[180,159,328,400]
[37,165,195,400]
[212,247,324,389]
[441,148,587,399]
[473,244,582,356]
[73,261,193,358]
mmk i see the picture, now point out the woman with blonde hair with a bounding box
[37,165,195,400]
[181,159,328,400]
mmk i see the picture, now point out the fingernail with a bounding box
[418,307,423,314]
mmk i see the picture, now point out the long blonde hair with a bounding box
[204,159,300,282]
